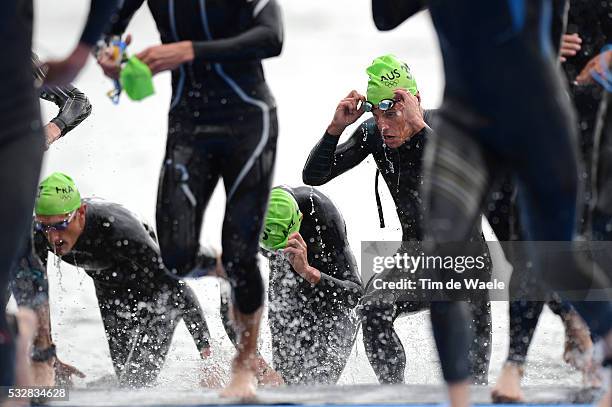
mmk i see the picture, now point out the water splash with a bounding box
[309,186,316,215]
[52,245,65,292]
[382,143,394,174]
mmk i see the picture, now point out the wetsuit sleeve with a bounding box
[104,0,146,36]
[33,54,92,137]
[315,269,363,307]
[299,189,364,306]
[79,0,121,46]
[302,123,371,186]
[33,230,49,268]
[371,0,426,31]
[192,0,283,62]
[39,86,92,137]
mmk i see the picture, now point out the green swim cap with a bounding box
[35,172,81,216]
[366,54,418,105]
[261,188,302,251]
[120,56,155,101]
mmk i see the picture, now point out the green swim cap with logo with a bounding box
[366,54,418,105]
[35,172,81,216]
[261,188,302,251]
[120,56,155,101]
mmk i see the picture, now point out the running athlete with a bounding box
[491,3,612,400]
[255,186,362,384]
[487,181,595,402]
[302,55,493,386]
[0,0,117,394]
[96,0,283,398]
[371,1,612,406]
[31,173,213,387]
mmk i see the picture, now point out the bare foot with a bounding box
[491,362,525,403]
[219,358,257,399]
[255,356,284,387]
[563,309,593,372]
[448,380,470,407]
[199,367,225,389]
[597,389,610,407]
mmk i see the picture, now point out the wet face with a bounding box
[35,204,86,256]
[372,106,412,149]
[371,93,422,149]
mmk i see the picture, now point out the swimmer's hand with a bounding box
[559,34,582,63]
[55,358,86,386]
[137,42,194,75]
[327,90,366,136]
[283,232,321,284]
[576,50,612,85]
[97,34,132,80]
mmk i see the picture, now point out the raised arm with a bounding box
[303,90,373,185]
[32,54,92,147]
[302,121,373,186]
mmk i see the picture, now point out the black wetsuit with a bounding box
[0,0,117,390]
[563,0,612,234]
[493,0,611,367]
[265,186,362,384]
[9,54,93,311]
[411,0,612,352]
[105,0,283,315]
[303,111,492,384]
[33,199,211,387]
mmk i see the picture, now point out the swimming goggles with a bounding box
[35,210,77,233]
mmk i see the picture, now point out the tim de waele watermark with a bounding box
[370,253,505,291]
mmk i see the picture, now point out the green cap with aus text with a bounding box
[366,54,418,105]
[35,172,81,216]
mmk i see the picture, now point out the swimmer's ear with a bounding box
[416,91,422,104]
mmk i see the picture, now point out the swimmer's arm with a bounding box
[371,0,427,31]
[313,240,364,305]
[179,284,212,355]
[101,0,144,39]
[191,0,283,62]
[80,0,122,47]
[32,54,92,143]
[313,270,364,306]
[302,122,371,186]
[39,86,92,138]
[21,234,54,352]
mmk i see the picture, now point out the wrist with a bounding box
[326,124,344,137]
[182,41,195,63]
[306,266,321,284]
